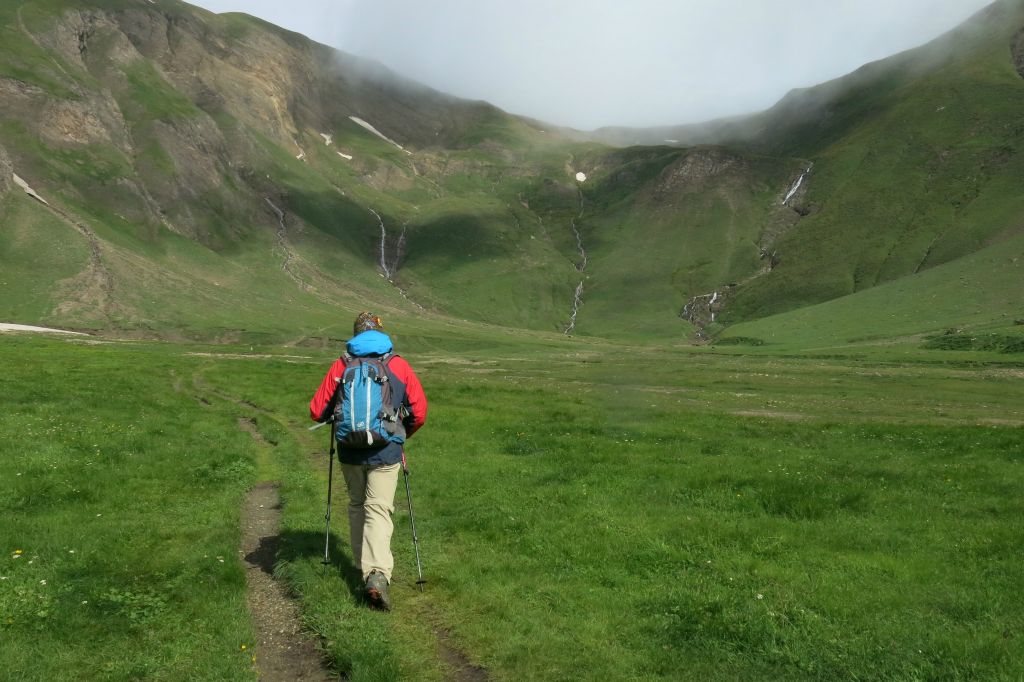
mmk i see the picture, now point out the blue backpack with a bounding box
[333,353,407,449]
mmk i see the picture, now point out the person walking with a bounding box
[309,312,428,610]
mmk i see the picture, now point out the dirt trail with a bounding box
[434,623,489,682]
[241,482,335,682]
[239,419,335,682]
[213,385,485,681]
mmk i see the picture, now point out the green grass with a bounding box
[0,337,259,680]
[720,232,1024,351]
[922,329,1024,353]
[6,327,1019,680]
[203,335,1024,680]
[3,2,1024,671]
[0,193,91,323]
[725,0,1024,323]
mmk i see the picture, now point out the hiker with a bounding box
[309,312,428,610]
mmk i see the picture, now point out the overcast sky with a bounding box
[190,0,993,130]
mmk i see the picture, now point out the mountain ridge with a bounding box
[1,0,1021,345]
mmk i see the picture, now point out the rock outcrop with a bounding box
[652,147,745,199]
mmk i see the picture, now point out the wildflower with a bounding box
[14,550,23,555]
[240,644,247,651]
[756,593,764,600]
[40,580,47,586]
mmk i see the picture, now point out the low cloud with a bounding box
[194,0,993,129]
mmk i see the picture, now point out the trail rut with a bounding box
[241,481,335,682]
[239,418,336,681]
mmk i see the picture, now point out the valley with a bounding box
[1,0,1022,680]
[1,0,1022,343]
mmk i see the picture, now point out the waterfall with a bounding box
[265,197,310,292]
[681,289,726,329]
[391,223,408,277]
[571,217,588,271]
[564,188,588,334]
[783,163,813,206]
[565,281,584,334]
[370,208,391,280]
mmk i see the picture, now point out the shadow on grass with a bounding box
[278,529,367,601]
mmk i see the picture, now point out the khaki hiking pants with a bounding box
[341,462,401,583]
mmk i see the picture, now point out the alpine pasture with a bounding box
[3,0,1024,678]
[2,328,1021,680]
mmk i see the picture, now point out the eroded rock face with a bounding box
[107,7,307,144]
[40,99,111,145]
[150,116,229,192]
[0,77,46,103]
[39,9,143,70]
[653,147,744,197]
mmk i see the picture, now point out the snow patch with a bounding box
[349,116,412,155]
[320,133,333,146]
[575,172,587,182]
[0,323,87,335]
[12,173,49,205]
[337,151,353,160]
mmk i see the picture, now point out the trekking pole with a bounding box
[308,419,336,573]
[400,451,427,591]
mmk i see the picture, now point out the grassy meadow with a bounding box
[2,1,1023,678]
[2,328,1022,680]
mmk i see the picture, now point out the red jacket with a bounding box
[309,352,427,464]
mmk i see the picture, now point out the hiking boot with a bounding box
[365,571,391,611]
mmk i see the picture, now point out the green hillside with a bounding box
[4,3,1024,680]
[0,0,1022,348]
[723,0,1024,324]
[720,231,1024,351]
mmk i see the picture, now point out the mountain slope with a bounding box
[0,0,1021,346]
[720,231,1024,350]
[595,0,1024,331]
[723,0,1024,323]
[0,0,568,338]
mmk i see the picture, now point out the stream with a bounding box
[564,187,588,335]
